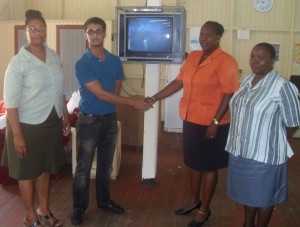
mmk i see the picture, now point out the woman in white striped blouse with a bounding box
[226,43,300,227]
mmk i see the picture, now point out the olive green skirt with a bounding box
[1,107,66,180]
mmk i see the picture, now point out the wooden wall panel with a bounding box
[117,0,147,7]
[294,1,300,29]
[185,0,232,27]
[24,0,63,19]
[62,0,115,20]
[0,22,17,100]
[233,0,293,29]
[117,0,179,7]
[292,33,300,75]
[232,31,291,79]
[0,0,13,20]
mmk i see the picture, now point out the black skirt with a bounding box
[183,120,229,171]
[1,107,66,180]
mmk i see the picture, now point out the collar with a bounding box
[245,69,276,88]
[197,47,223,66]
[85,48,109,60]
[19,43,50,63]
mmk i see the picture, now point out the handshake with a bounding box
[132,96,158,112]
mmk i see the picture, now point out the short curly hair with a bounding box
[255,43,276,59]
[203,21,224,37]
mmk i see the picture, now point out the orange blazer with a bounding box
[176,48,239,125]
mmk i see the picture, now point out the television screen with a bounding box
[127,17,173,53]
[116,6,186,63]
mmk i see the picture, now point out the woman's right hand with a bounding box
[13,133,27,158]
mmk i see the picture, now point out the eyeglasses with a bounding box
[26,26,47,33]
[86,29,105,36]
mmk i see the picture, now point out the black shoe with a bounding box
[188,209,211,227]
[71,208,85,225]
[175,201,201,215]
[99,200,125,214]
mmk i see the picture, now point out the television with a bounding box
[116,6,186,63]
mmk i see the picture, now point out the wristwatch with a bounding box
[212,118,219,125]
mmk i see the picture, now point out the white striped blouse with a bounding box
[4,44,64,124]
[225,70,300,165]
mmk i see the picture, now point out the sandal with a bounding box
[188,209,211,227]
[23,217,43,227]
[37,212,63,227]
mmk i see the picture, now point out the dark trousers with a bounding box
[72,113,117,211]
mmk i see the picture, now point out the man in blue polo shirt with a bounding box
[71,17,150,225]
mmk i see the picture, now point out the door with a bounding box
[57,25,87,99]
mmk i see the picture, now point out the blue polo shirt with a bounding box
[75,48,124,115]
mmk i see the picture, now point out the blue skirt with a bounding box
[227,154,288,207]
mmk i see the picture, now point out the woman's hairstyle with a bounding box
[203,21,224,37]
[83,17,106,32]
[255,42,276,59]
[25,9,46,26]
